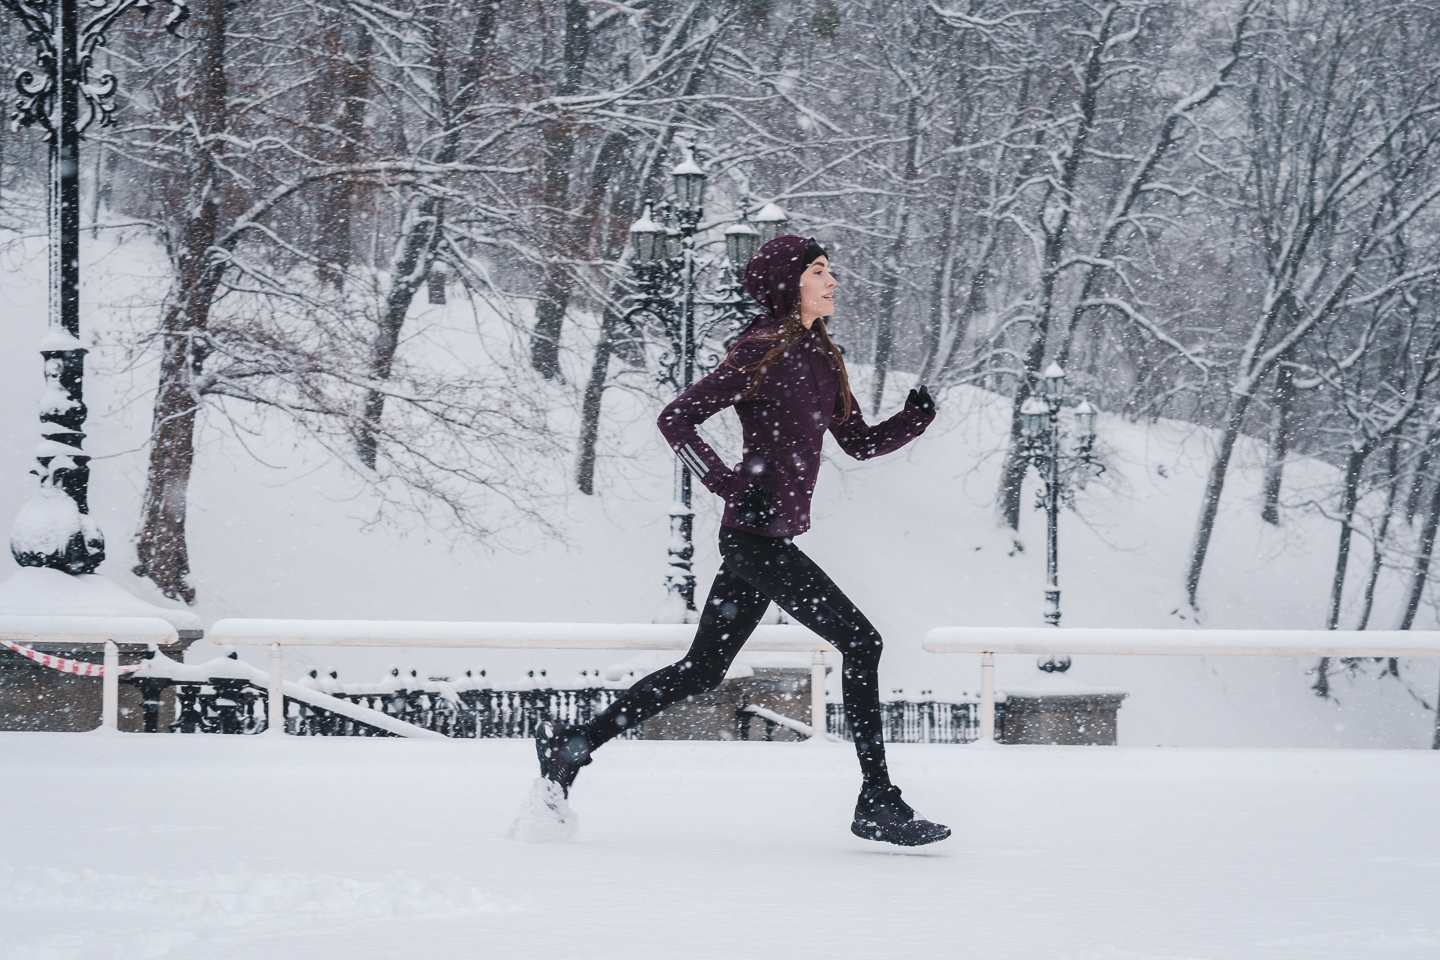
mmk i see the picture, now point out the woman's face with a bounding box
[798,255,837,329]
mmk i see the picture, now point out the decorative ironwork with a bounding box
[6,0,187,137]
[828,700,982,744]
[3,0,186,572]
[1017,364,1103,634]
[626,193,759,619]
[135,661,987,743]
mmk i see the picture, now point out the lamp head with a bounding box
[1043,362,1066,400]
[671,157,707,221]
[725,221,760,268]
[629,205,665,263]
[1073,399,1097,439]
[753,202,788,242]
[1021,396,1048,437]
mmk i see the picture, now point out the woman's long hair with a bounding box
[726,308,854,422]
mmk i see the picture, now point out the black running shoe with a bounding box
[535,720,593,798]
[851,783,951,847]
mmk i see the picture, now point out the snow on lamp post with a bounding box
[1019,363,1103,645]
[3,0,186,574]
[753,202,788,243]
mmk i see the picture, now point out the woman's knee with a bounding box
[844,629,884,666]
[673,656,729,694]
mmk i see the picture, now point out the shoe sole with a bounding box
[850,819,952,847]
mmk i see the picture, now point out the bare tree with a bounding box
[1184,0,1440,608]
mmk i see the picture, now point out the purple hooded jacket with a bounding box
[658,234,935,538]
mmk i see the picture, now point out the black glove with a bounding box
[906,384,936,416]
[736,485,778,528]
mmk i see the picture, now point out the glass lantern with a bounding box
[1043,362,1066,400]
[1021,397,1049,437]
[671,158,707,221]
[754,202,788,242]
[725,221,760,268]
[1073,399,1097,439]
[629,205,665,263]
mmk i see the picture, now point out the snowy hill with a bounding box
[0,231,1435,747]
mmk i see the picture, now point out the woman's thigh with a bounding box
[719,529,880,652]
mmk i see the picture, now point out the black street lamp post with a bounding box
[627,161,778,619]
[3,0,186,573]
[1019,362,1100,644]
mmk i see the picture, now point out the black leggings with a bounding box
[584,526,890,786]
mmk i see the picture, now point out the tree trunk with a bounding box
[1405,427,1437,524]
[1261,358,1297,525]
[576,308,623,494]
[1185,390,1255,608]
[356,198,443,468]
[133,0,228,604]
[1326,444,1371,629]
[1358,438,1403,629]
[531,264,574,381]
[869,227,906,410]
[316,21,372,286]
[529,0,592,379]
[354,5,498,465]
[1399,459,1440,629]
[1433,670,1440,749]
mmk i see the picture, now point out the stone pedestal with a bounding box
[640,667,813,741]
[0,639,195,732]
[996,667,1127,745]
[997,692,1127,745]
[0,567,203,732]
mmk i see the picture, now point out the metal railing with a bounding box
[923,626,1440,744]
[287,683,641,740]
[207,619,839,738]
[827,701,980,744]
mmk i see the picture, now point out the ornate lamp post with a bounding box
[627,166,781,620]
[3,0,187,574]
[1019,362,1100,646]
[659,158,706,617]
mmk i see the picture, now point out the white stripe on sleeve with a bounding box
[681,444,711,477]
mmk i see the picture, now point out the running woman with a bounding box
[537,234,949,846]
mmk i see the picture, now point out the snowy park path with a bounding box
[2,734,1436,960]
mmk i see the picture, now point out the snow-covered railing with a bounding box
[208,619,838,738]
[923,626,1440,744]
[0,615,178,732]
[129,650,447,739]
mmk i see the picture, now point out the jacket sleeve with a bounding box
[828,391,935,461]
[657,344,760,503]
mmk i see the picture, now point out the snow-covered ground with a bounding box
[3,732,1437,959]
[1,231,1438,746]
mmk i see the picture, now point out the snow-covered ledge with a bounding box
[0,567,202,642]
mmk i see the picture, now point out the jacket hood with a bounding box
[743,234,813,319]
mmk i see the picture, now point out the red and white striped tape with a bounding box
[0,639,142,677]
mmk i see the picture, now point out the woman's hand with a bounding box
[737,485,778,528]
[906,384,936,416]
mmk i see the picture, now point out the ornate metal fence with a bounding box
[828,700,981,744]
[167,669,978,742]
[294,684,640,740]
